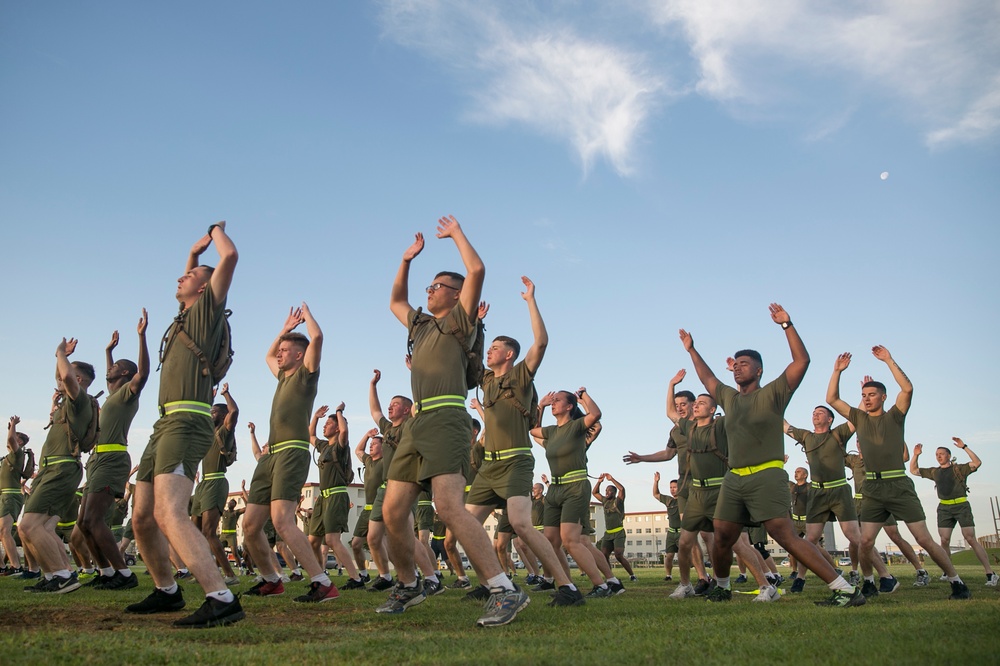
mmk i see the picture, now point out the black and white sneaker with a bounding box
[548,585,585,607]
[99,571,139,591]
[173,597,245,628]
[125,588,186,614]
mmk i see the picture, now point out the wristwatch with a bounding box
[780,321,793,330]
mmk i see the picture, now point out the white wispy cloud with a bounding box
[377,1,663,175]
[642,0,1000,147]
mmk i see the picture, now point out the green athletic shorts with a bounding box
[84,451,131,498]
[715,468,790,525]
[665,528,681,554]
[123,519,134,540]
[496,511,514,535]
[859,477,925,524]
[793,519,807,536]
[247,449,311,504]
[137,412,214,482]
[221,531,238,549]
[369,485,387,523]
[388,408,471,486]
[466,455,534,507]
[600,530,625,549]
[0,492,24,519]
[677,494,687,518]
[681,485,719,533]
[416,502,435,532]
[311,492,351,536]
[191,478,229,516]
[937,501,975,529]
[807,484,857,524]
[111,525,124,541]
[353,508,371,539]
[854,497,898,527]
[543,481,591,528]
[747,524,768,546]
[24,460,83,519]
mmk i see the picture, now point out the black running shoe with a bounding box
[531,579,555,592]
[548,585,586,607]
[173,597,245,628]
[462,584,491,603]
[125,588,186,614]
[861,580,878,599]
[368,576,394,592]
[99,571,139,591]
[949,580,972,600]
[341,577,366,590]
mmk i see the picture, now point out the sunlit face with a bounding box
[549,392,575,417]
[812,408,833,430]
[426,276,461,315]
[486,340,514,369]
[794,468,807,483]
[692,396,716,420]
[669,481,678,497]
[275,341,304,371]
[675,397,693,420]
[370,437,383,459]
[532,483,544,499]
[935,448,951,466]
[387,398,408,422]
[323,416,338,438]
[732,355,762,387]
[861,387,887,414]
[176,266,211,304]
[106,360,131,383]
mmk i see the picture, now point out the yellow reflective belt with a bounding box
[730,460,784,476]
[364,504,373,511]
[94,443,128,453]
[41,456,78,467]
[220,529,237,534]
[203,472,226,480]
[811,478,848,489]
[161,401,212,417]
[864,469,905,480]
[792,514,807,521]
[1,489,20,494]
[271,440,310,453]
[417,500,433,507]
[380,483,387,489]
[693,477,724,488]
[667,527,680,534]
[322,486,348,498]
[432,535,446,541]
[464,485,472,493]
[534,525,544,531]
[606,526,624,534]
[939,497,968,505]
[57,520,76,528]
[552,469,588,485]
[854,493,863,500]
[415,394,466,414]
[484,447,532,462]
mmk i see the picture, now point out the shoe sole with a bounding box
[375,594,425,614]
[173,609,246,628]
[52,581,82,595]
[125,601,186,614]
[881,580,900,594]
[476,594,530,627]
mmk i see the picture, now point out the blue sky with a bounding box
[2,1,998,550]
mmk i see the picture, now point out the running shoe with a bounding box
[693,578,716,596]
[790,578,805,594]
[847,571,861,586]
[369,576,394,592]
[663,575,673,582]
[125,588,186,614]
[705,586,732,602]
[462,584,491,603]
[375,582,425,614]
[289,571,305,582]
[358,571,371,584]
[100,571,139,590]
[294,581,340,603]
[608,580,626,595]
[423,577,445,596]
[913,570,930,587]
[814,586,866,607]
[985,573,998,587]
[341,577,366,590]
[548,585,585,607]
[174,570,192,580]
[448,577,471,590]
[173,596,245,628]
[878,576,900,594]
[861,580,878,599]
[476,586,530,627]
[244,579,284,596]
[83,574,111,588]
[585,585,612,599]
[949,580,972,600]
[734,574,748,584]
[668,583,695,599]
[629,575,637,582]
[753,585,781,602]
[223,576,240,587]
[43,572,81,594]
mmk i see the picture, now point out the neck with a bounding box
[695,416,713,426]
[813,425,832,434]
[107,378,127,393]
[491,361,513,377]
[737,381,760,396]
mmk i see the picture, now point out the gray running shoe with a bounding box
[668,583,695,599]
[476,586,530,627]
[585,585,612,599]
[375,582,425,614]
[753,585,780,602]
[448,577,471,590]
[848,571,861,586]
[913,570,930,587]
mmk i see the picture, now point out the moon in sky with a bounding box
[880,171,889,180]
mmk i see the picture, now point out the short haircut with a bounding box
[117,359,139,377]
[493,336,521,360]
[675,390,696,402]
[937,447,952,457]
[198,264,216,277]
[606,485,617,496]
[213,403,230,415]
[17,433,29,446]
[279,332,310,352]
[471,418,481,433]
[72,361,96,383]
[698,393,717,408]
[862,380,887,394]
[435,271,465,287]
[814,405,835,420]
[734,349,763,367]
[392,395,414,411]
[670,479,678,485]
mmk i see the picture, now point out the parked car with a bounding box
[780,558,790,567]
[837,557,852,566]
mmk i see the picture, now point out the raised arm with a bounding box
[872,346,912,414]
[356,428,379,464]
[953,437,981,471]
[520,277,548,374]
[679,330,720,399]
[7,416,21,453]
[529,392,554,442]
[56,338,81,400]
[106,330,119,376]
[909,443,922,475]
[437,216,484,324]
[469,397,486,423]
[770,303,809,391]
[390,233,424,326]
[652,471,662,501]
[266,307,304,378]
[207,222,237,307]
[592,474,604,503]
[825,353,853,418]
[578,388,601,429]
[129,308,150,394]
[219,382,239,430]
[310,405,329,447]
[369,370,385,424]
[607,473,625,500]
[247,422,263,461]
[300,302,323,372]
[335,403,348,447]
[666,369,685,424]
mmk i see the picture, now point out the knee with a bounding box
[133,509,157,536]
[200,523,216,540]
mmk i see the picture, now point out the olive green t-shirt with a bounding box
[847,406,906,473]
[790,482,809,515]
[221,508,239,532]
[315,438,351,488]
[1,448,25,489]
[407,304,474,405]
[378,416,406,473]
[603,496,625,530]
[202,423,235,475]
[481,360,535,453]
[467,437,485,485]
[98,384,140,446]
[918,463,973,501]
[362,453,383,503]
[266,365,319,445]
[788,423,854,483]
[657,494,681,528]
[540,418,589,478]
[844,453,865,494]
[159,282,226,407]
[715,374,793,468]
[111,497,129,527]
[531,495,545,526]
[677,417,729,480]
[41,389,94,458]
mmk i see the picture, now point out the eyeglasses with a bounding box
[426,283,460,294]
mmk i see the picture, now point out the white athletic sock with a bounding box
[828,575,853,592]
[118,569,133,578]
[544,577,553,583]
[381,573,392,581]
[458,575,469,581]
[598,583,609,590]
[100,567,114,577]
[607,577,620,585]
[947,575,963,584]
[44,573,54,580]
[717,577,730,590]
[487,574,515,592]
[207,589,235,603]
[178,568,189,574]
[82,568,95,574]
[159,583,179,595]
[311,573,331,586]
[292,568,302,575]
[54,569,71,579]
[566,583,578,591]
[425,574,439,584]
[864,576,875,583]
[263,573,282,584]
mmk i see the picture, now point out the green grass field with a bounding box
[2,563,996,665]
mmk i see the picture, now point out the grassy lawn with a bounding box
[1,563,996,665]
